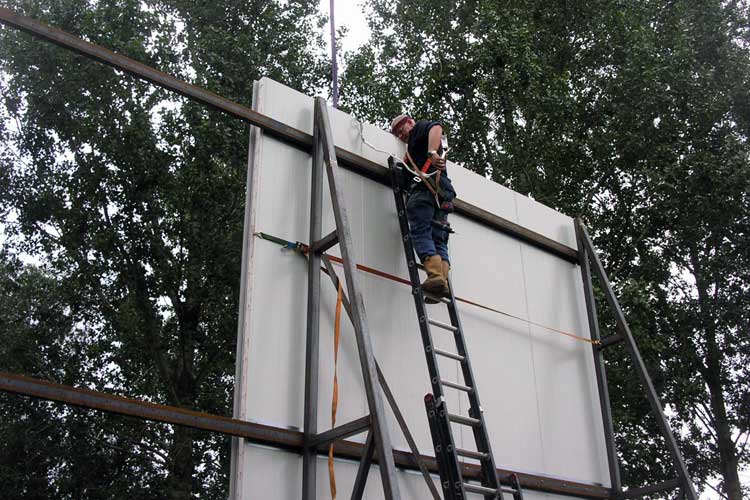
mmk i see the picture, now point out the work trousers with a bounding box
[406,187,450,264]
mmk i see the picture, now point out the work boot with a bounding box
[421,255,447,297]
[441,261,451,297]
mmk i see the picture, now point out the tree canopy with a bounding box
[0,1,748,499]
[340,1,749,498]
[0,0,327,498]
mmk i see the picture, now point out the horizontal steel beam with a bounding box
[311,230,339,255]
[1,371,611,499]
[620,479,681,499]
[0,7,311,150]
[0,370,304,448]
[307,415,371,448]
[0,6,578,264]
[598,333,625,350]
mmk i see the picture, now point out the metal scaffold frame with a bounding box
[0,7,699,500]
[575,220,699,500]
[301,96,403,500]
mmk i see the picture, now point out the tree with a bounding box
[341,1,750,498]
[0,0,327,497]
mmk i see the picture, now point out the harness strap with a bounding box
[404,150,442,200]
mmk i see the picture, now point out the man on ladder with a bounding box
[390,114,457,301]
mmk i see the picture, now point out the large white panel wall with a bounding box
[231,78,608,499]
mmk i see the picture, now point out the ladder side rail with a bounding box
[435,397,470,500]
[445,295,502,498]
[387,158,448,404]
[574,219,622,497]
[302,118,325,500]
[315,99,401,500]
[578,223,698,500]
[426,394,462,500]
[388,157,466,497]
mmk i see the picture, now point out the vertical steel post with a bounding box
[302,117,325,500]
[578,223,698,500]
[575,219,622,497]
[314,97,401,500]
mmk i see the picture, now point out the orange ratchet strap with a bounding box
[328,280,343,499]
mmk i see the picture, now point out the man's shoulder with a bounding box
[412,119,441,138]
[414,119,441,129]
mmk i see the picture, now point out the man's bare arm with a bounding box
[427,125,446,169]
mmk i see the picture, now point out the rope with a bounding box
[328,279,343,500]
[356,119,393,156]
[253,232,599,345]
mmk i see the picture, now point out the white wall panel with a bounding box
[231,78,609,499]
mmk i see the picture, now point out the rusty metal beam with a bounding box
[0,370,302,449]
[620,479,681,499]
[0,6,310,149]
[1,371,611,499]
[0,6,578,264]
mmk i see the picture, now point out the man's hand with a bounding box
[430,151,446,170]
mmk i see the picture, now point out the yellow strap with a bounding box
[328,279,343,500]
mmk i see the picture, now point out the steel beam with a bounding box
[620,479,680,499]
[0,7,310,149]
[311,230,339,255]
[302,109,325,500]
[0,370,303,446]
[0,370,610,498]
[0,7,578,264]
[578,224,698,500]
[575,219,622,496]
[307,416,371,448]
[598,334,625,351]
[350,432,376,500]
[376,364,442,500]
[315,97,401,500]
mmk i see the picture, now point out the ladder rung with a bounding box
[448,413,481,427]
[434,348,465,362]
[463,483,499,496]
[428,318,458,332]
[455,448,489,461]
[441,380,473,393]
[424,293,451,304]
[463,483,518,496]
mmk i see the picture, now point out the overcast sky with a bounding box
[319,0,371,59]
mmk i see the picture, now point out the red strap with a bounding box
[420,157,433,173]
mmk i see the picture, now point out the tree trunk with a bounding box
[165,299,200,500]
[691,252,743,500]
[166,424,194,500]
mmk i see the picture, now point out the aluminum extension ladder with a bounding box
[388,157,524,500]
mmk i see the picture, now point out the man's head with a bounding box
[390,114,415,143]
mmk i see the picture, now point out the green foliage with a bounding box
[2,0,749,498]
[0,0,327,498]
[342,1,750,498]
